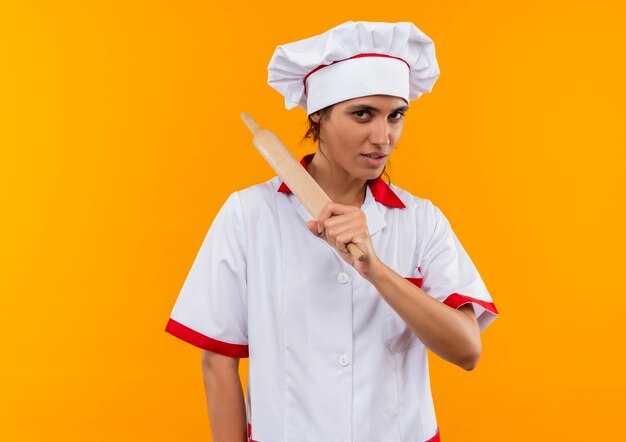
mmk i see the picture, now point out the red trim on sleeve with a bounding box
[165,318,249,358]
[425,428,440,442]
[443,293,499,315]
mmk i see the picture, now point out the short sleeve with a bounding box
[419,203,498,332]
[165,192,249,358]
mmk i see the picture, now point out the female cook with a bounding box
[166,21,499,442]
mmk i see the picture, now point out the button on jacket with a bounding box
[166,157,498,442]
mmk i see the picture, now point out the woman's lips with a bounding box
[360,153,388,166]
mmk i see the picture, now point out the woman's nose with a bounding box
[369,119,391,146]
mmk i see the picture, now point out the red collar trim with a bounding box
[277,153,406,209]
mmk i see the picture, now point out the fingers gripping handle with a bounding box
[346,243,366,261]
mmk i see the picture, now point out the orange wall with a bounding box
[1,1,625,440]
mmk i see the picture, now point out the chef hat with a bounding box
[267,21,440,115]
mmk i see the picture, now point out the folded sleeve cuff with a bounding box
[442,293,499,332]
[425,428,440,442]
[165,318,249,358]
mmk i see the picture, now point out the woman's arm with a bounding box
[201,350,247,442]
[361,262,481,370]
[308,203,481,370]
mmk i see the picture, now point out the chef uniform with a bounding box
[166,21,499,442]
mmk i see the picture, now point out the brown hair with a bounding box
[302,106,333,144]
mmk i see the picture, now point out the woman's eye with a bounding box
[389,112,405,120]
[353,110,370,119]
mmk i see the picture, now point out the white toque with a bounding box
[267,21,440,115]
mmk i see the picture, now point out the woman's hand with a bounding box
[306,202,383,276]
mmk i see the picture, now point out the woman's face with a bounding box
[312,95,409,181]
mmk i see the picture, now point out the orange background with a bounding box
[1,1,625,440]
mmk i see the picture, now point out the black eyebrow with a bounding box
[346,104,410,113]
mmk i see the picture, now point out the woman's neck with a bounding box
[307,154,368,208]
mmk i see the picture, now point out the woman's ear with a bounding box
[310,111,321,123]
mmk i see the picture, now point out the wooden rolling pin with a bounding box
[240,112,366,262]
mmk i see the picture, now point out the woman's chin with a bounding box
[360,165,387,181]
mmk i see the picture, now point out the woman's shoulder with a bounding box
[386,182,437,214]
[385,183,453,240]
[236,176,282,198]
[226,176,285,215]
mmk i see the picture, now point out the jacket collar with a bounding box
[277,153,406,209]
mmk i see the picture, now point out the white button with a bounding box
[337,272,350,284]
[338,355,350,367]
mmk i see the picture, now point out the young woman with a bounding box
[166,21,498,442]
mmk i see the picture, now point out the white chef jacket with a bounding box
[166,154,498,442]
